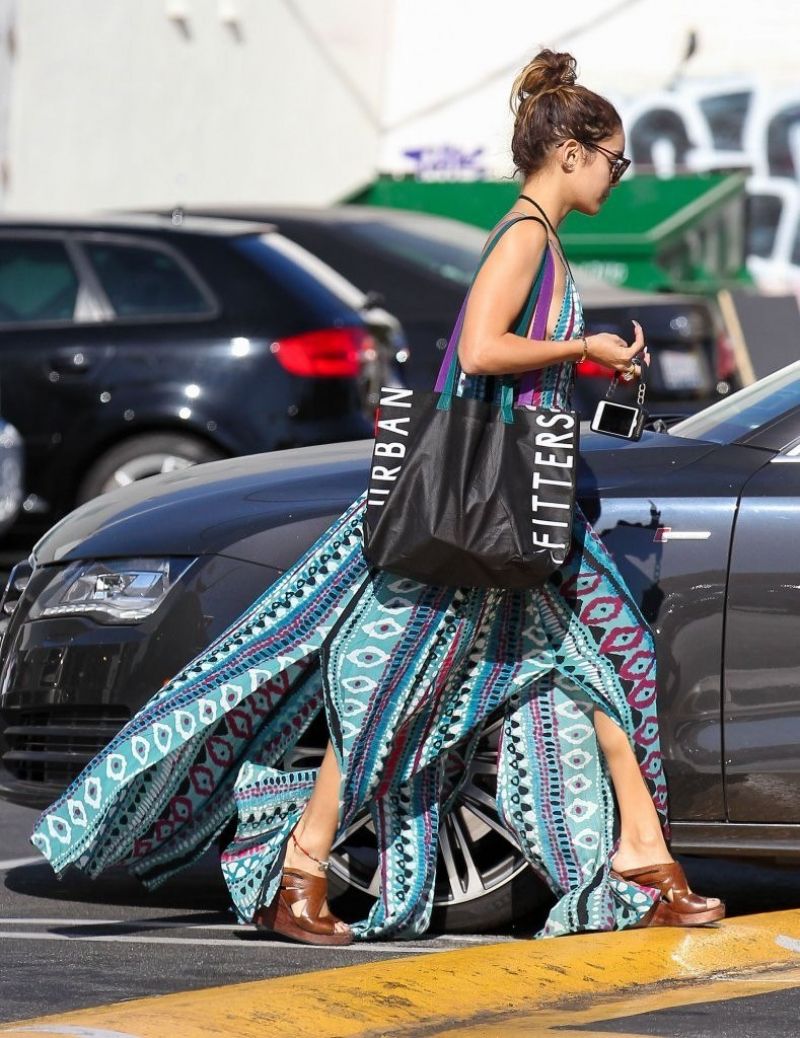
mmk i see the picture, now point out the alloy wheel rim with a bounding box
[104,453,196,492]
[283,718,530,908]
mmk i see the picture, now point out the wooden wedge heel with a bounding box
[613,861,726,928]
[253,867,354,946]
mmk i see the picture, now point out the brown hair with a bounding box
[510,49,622,177]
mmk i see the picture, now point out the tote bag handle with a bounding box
[434,214,556,423]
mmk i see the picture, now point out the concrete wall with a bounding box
[5,0,800,291]
[4,0,391,212]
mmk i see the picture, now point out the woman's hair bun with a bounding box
[510,49,578,114]
[508,47,621,178]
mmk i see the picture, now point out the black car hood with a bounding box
[33,432,716,570]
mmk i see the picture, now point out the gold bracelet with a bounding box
[578,336,589,363]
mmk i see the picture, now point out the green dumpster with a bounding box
[343,172,752,295]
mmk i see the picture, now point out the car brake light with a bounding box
[576,359,614,379]
[270,326,370,377]
[715,330,737,381]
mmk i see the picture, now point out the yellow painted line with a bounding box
[435,964,800,1036]
[1,908,799,1038]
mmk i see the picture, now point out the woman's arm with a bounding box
[457,219,646,377]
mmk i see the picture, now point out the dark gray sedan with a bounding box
[1,362,800,931]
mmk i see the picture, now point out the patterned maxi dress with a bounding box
[30,214,669,940]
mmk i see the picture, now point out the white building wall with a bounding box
[4,0,391,212]
[4,0,800,237]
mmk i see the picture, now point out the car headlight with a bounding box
[28,558,195,624]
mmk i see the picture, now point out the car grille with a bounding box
[1,704,130,785]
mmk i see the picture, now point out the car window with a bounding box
[336,212,632,297]
[746,193,783,259]
[338,214,487,285]
[332,212,640,305]
[0,238,79,323]
[83,241,213,318]
[670,360,800,443]
[232,233,361,327]
[264,232,367,309]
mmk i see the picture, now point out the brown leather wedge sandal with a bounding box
[253,867,354,946]
[613,861,726,928]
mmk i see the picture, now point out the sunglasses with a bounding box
[558,139,631,184]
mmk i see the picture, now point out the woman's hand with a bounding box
[586,320,649,377]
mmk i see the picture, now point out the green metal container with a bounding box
[343,172,752,295]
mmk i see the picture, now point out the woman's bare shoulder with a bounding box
[482,212,549,269]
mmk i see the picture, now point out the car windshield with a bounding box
[338,211,636,299]
[339,213,486,285]
[244,232,368,310]
[670,360,800,443]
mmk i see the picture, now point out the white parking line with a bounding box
[3,1028,142,1037]
[435,933,510,943]
[0,918,508,942]
[0,917,491,951]
[0,930,446,952]
[0,918,241,930]
[0,856,44,871]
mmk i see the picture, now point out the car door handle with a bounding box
[48,351,93,374]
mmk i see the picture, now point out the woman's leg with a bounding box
[592,708,720,908]
[282,740,350,934]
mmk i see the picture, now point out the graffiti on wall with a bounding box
[399,77,800,290]
[402,145,488,179]
[622,79,800,289]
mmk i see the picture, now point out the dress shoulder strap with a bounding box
[476,214,549,273]
[433,215,551,397]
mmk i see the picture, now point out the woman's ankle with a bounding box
[284,822,333,873]
[613,831,671,869]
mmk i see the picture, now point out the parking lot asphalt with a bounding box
[0,800,516,1024]
[3,907,800,1037]
[2,796,800,1035]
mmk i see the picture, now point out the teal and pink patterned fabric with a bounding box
[31,214,668,939]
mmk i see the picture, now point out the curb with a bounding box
[2,908,800,1037]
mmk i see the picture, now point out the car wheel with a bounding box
[283,715,552,933]
[77,432,226,503]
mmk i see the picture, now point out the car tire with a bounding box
[283,714,554,935]
[327,857,552,935]
[77,432,226,503]
[429,864,551,934]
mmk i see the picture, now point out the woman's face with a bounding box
[568,128,627,215]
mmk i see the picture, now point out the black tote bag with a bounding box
[362,215,579,590]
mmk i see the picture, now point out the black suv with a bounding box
[0,214,405,544]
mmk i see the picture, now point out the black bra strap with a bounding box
[517,193,575,282]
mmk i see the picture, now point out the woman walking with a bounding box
[31,48,723,944]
